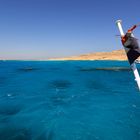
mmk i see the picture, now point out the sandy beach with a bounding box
[49,49,127,61]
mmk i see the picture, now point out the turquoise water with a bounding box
[0,60,140,140]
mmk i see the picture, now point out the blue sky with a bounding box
[0,0,140,59]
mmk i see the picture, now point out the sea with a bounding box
[0,60,140,140]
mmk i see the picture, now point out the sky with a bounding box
[0,0,140,59]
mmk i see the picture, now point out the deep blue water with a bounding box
[0,60,140,140]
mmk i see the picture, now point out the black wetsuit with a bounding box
[124,35,140,64]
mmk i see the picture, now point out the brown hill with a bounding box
[49,49,127,61]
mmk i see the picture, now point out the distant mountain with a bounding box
[49,49,127,61]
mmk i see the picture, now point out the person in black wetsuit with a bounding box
[121,25,140,65]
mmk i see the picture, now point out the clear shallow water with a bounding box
[0,60,140,140]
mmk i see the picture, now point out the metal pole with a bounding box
[116,20,140,90]
[116,20,125,36]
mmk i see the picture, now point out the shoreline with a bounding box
[0,50,128,61]
[0,59,127,62]
[48,49,127,61]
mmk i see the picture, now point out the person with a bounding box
[121,25,140,65]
